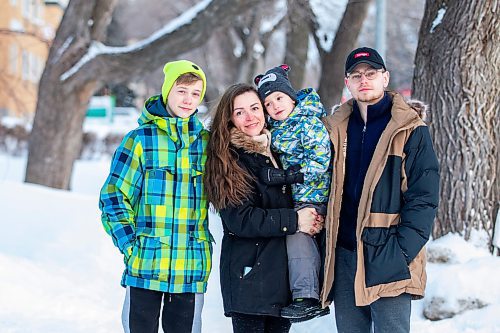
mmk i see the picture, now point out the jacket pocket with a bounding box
[186,231,213,284]
[127,235,170,281]
[144,165,176,206]
[362,226,410,287]
[191,166,204,182]
[190,165,204,221]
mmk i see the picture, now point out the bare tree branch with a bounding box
[318,0,372,109]
[61,0,268,90]
[0,29,51,46]
[26,0,266,189]
[284,0,313,88]
[90,0,119,41]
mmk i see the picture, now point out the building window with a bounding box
[38,57,45,81]
[29,53,34,82]
[29,53,43,82]
[9,44,19,75]
[33,56,39,82]
[33,0,42,21]
[22,0,30,18]
[37,1,44,21]
[22,50,29,81]
[10,19,24,32]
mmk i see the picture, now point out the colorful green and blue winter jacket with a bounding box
[268,88,331,204]
[99,95,213,293]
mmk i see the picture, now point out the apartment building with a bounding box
[0,0,65,117]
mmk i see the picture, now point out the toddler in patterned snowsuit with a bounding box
[254,65,331,322]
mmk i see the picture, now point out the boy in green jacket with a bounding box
[99,60,213,333]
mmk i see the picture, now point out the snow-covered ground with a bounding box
[1,153,499,333]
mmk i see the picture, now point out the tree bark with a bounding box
[25,0,265,189]
[284,0,312,88]
[412,0,499,243]
[317,0,371,109]
[234,7,265,84]
[25,0,107,190]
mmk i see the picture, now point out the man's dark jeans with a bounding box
[333,246,411,333]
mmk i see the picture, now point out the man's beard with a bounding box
[357,90,384,104]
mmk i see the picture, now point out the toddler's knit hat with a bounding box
[254,64,297,103]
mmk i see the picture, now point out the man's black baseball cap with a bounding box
[345,47,386,76]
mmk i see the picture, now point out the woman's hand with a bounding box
[297,207,324,236]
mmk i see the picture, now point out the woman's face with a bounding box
[231,91,266,137]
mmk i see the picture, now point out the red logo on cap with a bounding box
[354,52,370,58]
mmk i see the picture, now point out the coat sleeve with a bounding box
[219,196,298,239]
[397,125,440,263]
[300,117,332,179]
[99,131,144,257]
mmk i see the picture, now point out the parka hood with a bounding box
[138,95,204,133]
[293,88,327,118]
[138,95,169,125]
[405,99,428,122]
[267,88,325,128]
[135,94,207,149]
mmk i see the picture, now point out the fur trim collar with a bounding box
[406,99,428,122]
[230,128,271,154]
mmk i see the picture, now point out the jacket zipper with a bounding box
[353,124,367,200]
[193,168,201,283]
[356,122,419,235]
[193,170,197,220]
[167,153,178,289]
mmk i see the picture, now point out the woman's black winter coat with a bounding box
[219,147,299,317]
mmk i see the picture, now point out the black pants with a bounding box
[231,312,291,333]
[124,286,201,333]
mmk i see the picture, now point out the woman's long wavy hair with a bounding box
[204,83,258,211]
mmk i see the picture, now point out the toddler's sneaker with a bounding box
[281,298,330,323]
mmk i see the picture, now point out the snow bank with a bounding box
[1,154,500,332]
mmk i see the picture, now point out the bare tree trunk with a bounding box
[284,0,311,88]
[235,7,265,84]
[25,0,265,189]
[317,0,372,109]
[412,0,499,243]
[25,0,116,190]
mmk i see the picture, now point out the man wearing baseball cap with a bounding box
[321,47,440,332]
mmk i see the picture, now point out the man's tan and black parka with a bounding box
[321,92,440,307]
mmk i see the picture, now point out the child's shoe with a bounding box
[281,298,330,322]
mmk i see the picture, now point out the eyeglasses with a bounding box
[346,69,385,83]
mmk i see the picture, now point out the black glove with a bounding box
[258,165,304,185]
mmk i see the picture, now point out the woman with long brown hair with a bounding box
[204,83,323,332]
